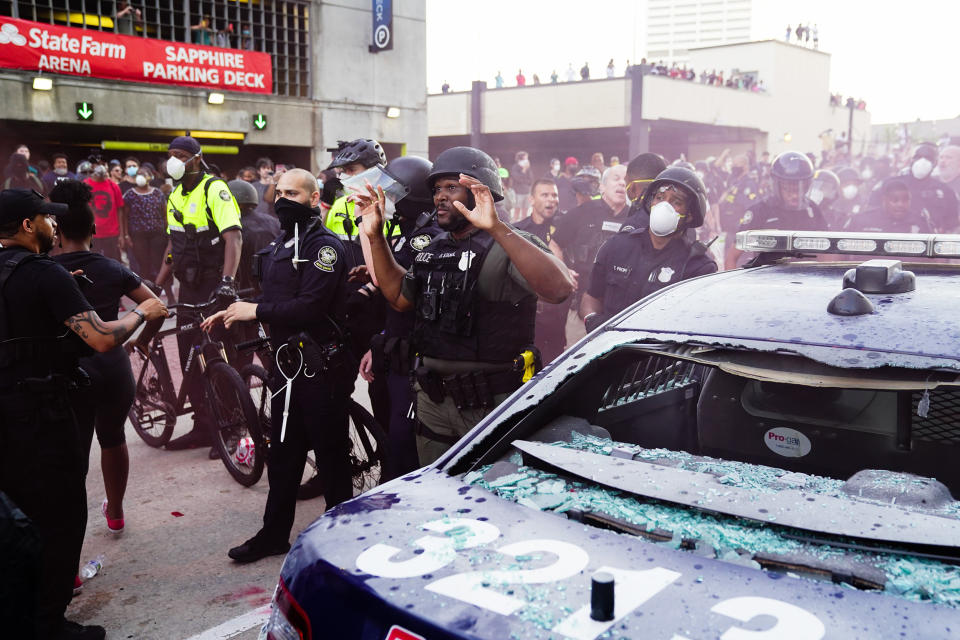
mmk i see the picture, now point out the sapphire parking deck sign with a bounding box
[371,0,393,52]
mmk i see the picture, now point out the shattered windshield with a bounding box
[452,344,960,609]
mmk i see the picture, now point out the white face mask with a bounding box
[911,157,933,180]
[807,187,824,205]
[166,153,198,181]
[649,200,682,237]
[135,174,148,187]
[861,167,873,180]
[842,184,859,200]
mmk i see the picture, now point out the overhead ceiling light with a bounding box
[32,76,53,91]
[386,106,400,119]
[207,92,225,105]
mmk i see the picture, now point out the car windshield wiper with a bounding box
[513,440,960,552]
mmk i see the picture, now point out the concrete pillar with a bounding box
[470,80,485,150]
[628,66,650,159]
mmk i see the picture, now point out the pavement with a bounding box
[67,342,375,639]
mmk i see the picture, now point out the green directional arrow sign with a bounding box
[75,102,94,121]
[252,113,267,130]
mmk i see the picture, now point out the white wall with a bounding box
[481,80,631,133]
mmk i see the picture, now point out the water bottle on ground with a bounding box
[79,554,105,580]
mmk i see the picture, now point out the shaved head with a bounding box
[275,168,320,207]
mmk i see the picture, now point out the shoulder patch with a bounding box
[314,245,338,272]
[410,234,432,251]
[219,189,232,202]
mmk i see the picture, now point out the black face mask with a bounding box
[274,197,316,231]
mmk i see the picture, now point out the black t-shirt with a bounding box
[52,251,141,321]
[0,246,92,349]
[514,214,559,245]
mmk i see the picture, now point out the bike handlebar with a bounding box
[235,336,271,352]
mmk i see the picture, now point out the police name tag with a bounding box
[602,220,622,233]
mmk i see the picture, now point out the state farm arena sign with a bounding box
[0,17,271,93]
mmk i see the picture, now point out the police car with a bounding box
[261,231,960,640]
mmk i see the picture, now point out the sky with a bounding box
[425,0,960,124]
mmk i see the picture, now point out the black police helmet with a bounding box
[384,155,434,216]
[809,169,840,205]
[674,160,696,172]
[835,167,861,184]
[770,151,814,181]
[641,166,708,228]
[426,146,504,202]
[327,138,387,170]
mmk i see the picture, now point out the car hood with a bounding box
[280,470,957,640]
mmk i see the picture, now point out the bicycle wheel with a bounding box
[127,348,176,447]
[206,360,265,487]
[346,400,390,495]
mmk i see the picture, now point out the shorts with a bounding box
[78,347,135,450]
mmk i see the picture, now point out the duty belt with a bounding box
[414,365,521,410]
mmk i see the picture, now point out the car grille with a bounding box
[911,389,960,444]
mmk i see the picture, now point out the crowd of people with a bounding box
[830,93,868,110]
[643,60,765,92]
[785,22,820,49]
[3,130,959,639]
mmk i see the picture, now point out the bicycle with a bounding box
[236,331,390,495]
[127,294,265,487]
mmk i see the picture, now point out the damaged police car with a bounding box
[262,231,960,640]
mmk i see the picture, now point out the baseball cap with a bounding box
[168,135,202,155]
[0,189,68,225]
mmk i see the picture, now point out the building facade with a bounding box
[0,0,426,174]
[646,0,752,64]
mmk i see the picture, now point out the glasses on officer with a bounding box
[626,177,654,201]
[650,184,689,213]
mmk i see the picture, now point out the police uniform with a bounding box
[514,214,567,362]
[166,173,242,431]
[738,197,828,232]
[252,218,354,544]
[588,228,717,319]
[867,174,959,233]
[843,207,933,234]
[404,227,546,464]
[552,198,630,288]
[370,217,441,476]
[719,170,761,233]
[0,240,92,638]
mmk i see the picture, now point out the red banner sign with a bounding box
[0,16,272,94]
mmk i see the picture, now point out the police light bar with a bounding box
[735,230,960,258]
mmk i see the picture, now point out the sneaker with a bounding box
[208,445,220,460]
[56,619,106,640]
[101,498,124,535]
[73,575,83,596]
[165,426,212,450]
[227,533,290,564]
[297,473,325,500]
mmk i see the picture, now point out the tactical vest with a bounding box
[0,248,81,383]
[168,176,226,284]
[410,231,536,364]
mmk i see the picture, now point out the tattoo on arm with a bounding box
[66,310,136,348]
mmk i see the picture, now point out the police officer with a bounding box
[718,153,761,269]
[155,136,243,450]
[845,178,933,234]
[807,168,842,229]
[0,189,166,639]
[868,143,959,233]
[203,169,354,563]
[228,178,279,296]
[833,166,865,226]
[358,156,442,477]
[739,151,827,232]
[356,146,574,464]
[515,178,567,362]
[581,167,717,330]
[620,152,668,231]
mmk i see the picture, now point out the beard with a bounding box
[439,208,471,232]
[38,230,55,253]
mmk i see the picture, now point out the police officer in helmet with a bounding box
[0,189,167,639]
[355,146,574,464]
[581,167,717,331]
[739,151,827,231]
[807,168,842,229]
[324,138,394,258]
[155,136,243,451]
[357,155,442,476]
[203,169,355,563]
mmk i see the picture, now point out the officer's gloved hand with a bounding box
[215,275,238,301]
[321,177,343,207]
